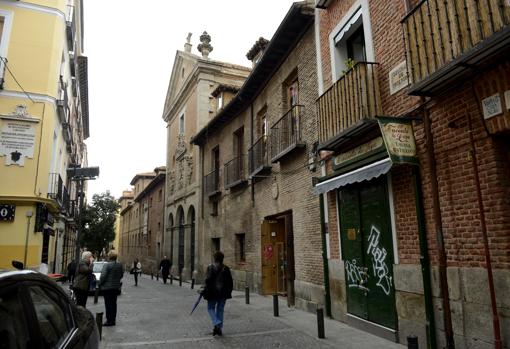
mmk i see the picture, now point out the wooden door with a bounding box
[261,220,276,294]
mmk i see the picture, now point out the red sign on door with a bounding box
[263,244,273,260]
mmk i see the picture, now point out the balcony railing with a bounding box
[402,0,510,95]
[62,122,73,151]
[249,136,271,176]
[48,173,64,206]
[204,169,220,196]
[316,62,381,145]
[224,155,246,188]
[270,104,306,163]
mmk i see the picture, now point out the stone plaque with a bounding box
[0,113,38,166]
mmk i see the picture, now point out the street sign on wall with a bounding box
[0,204,15,221]
[377,116,419,166]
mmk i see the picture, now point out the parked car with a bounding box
[0,270,99,349]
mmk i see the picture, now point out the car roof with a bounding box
[0,270,68,297]
[0,269,36,280]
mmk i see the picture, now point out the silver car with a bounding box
[0,270,99,349]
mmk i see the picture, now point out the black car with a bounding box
[0,270,99,349]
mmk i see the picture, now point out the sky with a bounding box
[83,0,298,201]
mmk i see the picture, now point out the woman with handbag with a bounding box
[131,258,142,286]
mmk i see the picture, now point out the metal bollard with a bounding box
[317,307,325,339]
[245,286,250,304]
[407,336,418,349]
[273,294,279,317]
[156,273,159,281]
[151,272,153,280]
[170,274,173,284]
[94,287,99,304]
[191,278,195,289]
[95,312,103,340]
[179,273,182,287]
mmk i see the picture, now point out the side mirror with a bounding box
[12,260,24,270]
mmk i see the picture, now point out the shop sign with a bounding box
[334,137,384,167]
[378,116,419,165]
[0,204,15,221]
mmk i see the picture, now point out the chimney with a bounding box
[246,37,269,67]
[197,31,213,59]
[184,33,192,53]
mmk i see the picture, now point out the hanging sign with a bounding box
[378,116,419,165]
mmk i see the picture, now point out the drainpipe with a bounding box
[319,193,332,317]
[250,103,255,206]
[422,99,455,349]
[412,166,437,349]
[466,106,502,349]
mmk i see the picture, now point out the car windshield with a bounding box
[93,263,106,272]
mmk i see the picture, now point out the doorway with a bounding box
[338,176,397,330]
[261,213,295,304]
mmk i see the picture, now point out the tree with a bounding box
[79,192,120,256]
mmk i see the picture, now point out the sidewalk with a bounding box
[84,273,404,348]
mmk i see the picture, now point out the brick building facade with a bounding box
[315,0,510,347]
[192,2,323,311]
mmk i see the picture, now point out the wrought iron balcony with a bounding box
[48,173,64,207]
[204,168,220,197]
[402,0,510,95]
[249,136,271,177]
[270,104,306,163]
[224,155,246,189]
[0,57,6,90]
[62,122,73,152]
[316,62,381,146]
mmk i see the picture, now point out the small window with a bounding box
[346,26,366,62]
[218,92,224,110]
[158,189,162,201]
[212,238,220,255]
[179,114,185,134]
[236,233,246,263]
[150,197,153,207]
[211,200,218,216]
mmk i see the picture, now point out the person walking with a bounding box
[132,258,142,286]
[67,259,76,284]
[202,251,233,336]
[159,256,171,284]
[73,251,94,307]
[99,251,123,326]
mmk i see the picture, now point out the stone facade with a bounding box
[317,0,510,347]
[192,2,321,312]
[162,35,250,281]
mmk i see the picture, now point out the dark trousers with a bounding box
[134,272,139,285]
[74,288,88,307]
[103,289,118,324]
[162,272,169,284]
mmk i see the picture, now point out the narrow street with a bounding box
[84,273,404,349]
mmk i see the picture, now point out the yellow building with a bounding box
[0,0,89,272]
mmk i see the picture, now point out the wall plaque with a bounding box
[389,61,410,95]
[0,105,39,166]
[0,204,15,221]
[482,94,503,119]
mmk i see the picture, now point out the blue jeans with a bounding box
[207,299,226,328]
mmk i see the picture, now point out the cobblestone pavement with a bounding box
[83,273,404,349]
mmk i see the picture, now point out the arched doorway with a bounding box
[187,206,195,279]
[168,213,174,264]
[176,206,185,275]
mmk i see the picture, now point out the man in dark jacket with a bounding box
[99,251,124,326]
[159,256,171,284]
[67,260,76,284]
[203,251,233,336]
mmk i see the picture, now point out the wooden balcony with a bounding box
[402,0,510,96]
[224,155,247,189]
[270,105,306,163]
[249,136,271,178]
[316,62,381,147]
[204,169,220,197]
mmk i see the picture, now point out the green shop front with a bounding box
[314,117,420,341]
